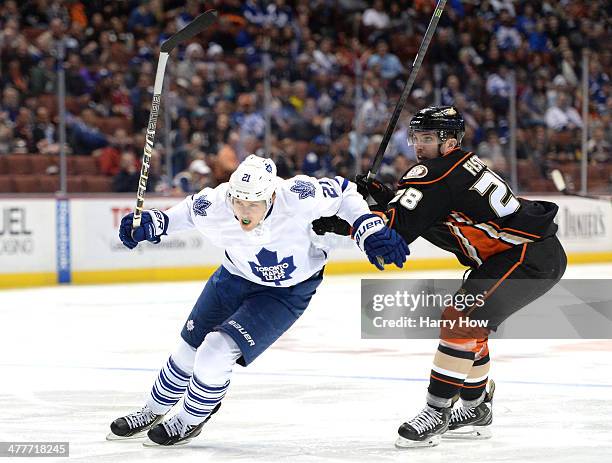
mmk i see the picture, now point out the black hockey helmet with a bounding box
[409,106,465,145]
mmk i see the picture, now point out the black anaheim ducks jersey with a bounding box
[386,148,559,268]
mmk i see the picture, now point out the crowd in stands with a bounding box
[0,0,610,195]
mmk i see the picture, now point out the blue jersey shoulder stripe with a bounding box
[333,176,349,192]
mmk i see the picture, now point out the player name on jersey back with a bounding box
[390,148,559,268]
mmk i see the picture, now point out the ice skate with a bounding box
[106,404,164,440]
[395,405,451,448]
[144,402,221,447]
[444,379,495,440]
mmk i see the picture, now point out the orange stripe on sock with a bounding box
[430,374,464,388]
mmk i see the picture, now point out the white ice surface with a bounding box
[1,264,611,462]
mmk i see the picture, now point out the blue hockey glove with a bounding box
[352,213,409,271]
[119,209,168,249]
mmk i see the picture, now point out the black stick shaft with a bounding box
[367,0,447,180]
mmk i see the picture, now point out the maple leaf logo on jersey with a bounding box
[248,248,297,285]
[290,180,315,199]
[193,195,212,216]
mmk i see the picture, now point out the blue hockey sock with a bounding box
[180,375,229,426]
[147,356,191,415]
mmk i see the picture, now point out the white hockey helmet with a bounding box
[228,154,277,209]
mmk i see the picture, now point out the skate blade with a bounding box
[395,434,441,449]
[443,426,491,440]
[106,431,147,441]
[143,437,194,447]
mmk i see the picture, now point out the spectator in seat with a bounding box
[495,8,521,51]
[545,92,582,132]
[33,107,58,154]
[169,115,193,177]
[485,64,512,114]
[211,131,240,184]
[112,150,140,193]
[478,129,509,178]
[358,90,388,136]
[441,74,464,106]
[1,86,21,123]
[330,133,354,179]
[174,158,213,194]
[588,124,610,164]
[312,37,338,75]
[4,59,29,94]
[95,128,133,176]
[367,40,404,81]
[362,0,390,31]
[0,114,14,155]
[29,55,57,96]
[67,109,108,155]
[302,135,334,178]
[127,2,157,37]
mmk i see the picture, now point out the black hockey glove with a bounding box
[312,215,351,236]
[355,174,395,208]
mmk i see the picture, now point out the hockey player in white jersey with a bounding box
[107,155,409,446]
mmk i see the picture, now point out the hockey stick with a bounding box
[367,0,447,181]
[132,9,218,229]
[551,169,611,202]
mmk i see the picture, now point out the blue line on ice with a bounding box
[4,363,612,389]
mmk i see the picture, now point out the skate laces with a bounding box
[408,407,443,434]
[451,406,477,423]
[125,406,156,429]
[162,415,190,438]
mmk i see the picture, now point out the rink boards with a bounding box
[0,195,611,287]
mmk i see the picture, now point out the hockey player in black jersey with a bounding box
[312,105,567,448]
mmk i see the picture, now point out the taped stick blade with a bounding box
[160,10,218,53]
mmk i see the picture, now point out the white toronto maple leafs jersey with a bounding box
[164,175,370,287]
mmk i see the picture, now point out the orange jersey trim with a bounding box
[442,146,462,157]
[446,223,478,265]
[466,243,528,317]
[454,205,542,241]
[451,211,536,245]
[486,221,542,239]
[386,208,397,229]
[455,223,514,261]
[398,151,473,187]
[486,243,527,298]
